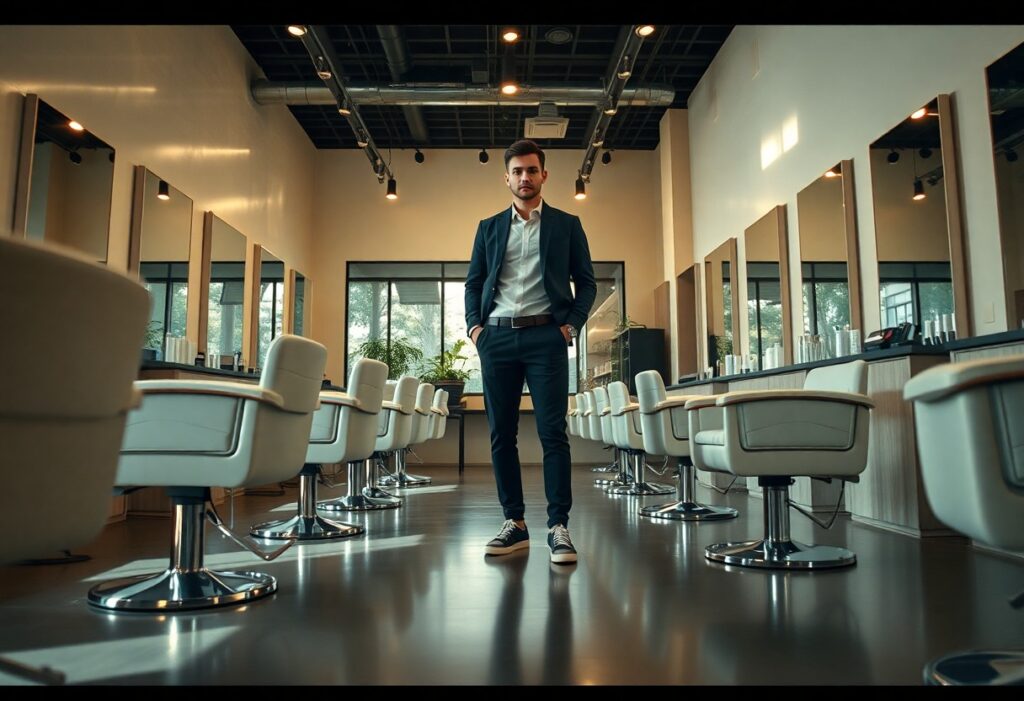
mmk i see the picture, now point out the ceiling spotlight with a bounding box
[575,175,586,200]
[502,27,520,43]
[287,25,306,37]
[636,25,655,38]
[500,46,518,95]
[1007,148,1019,163]
[601,151,612,165]
[414,149,425,164]
[912,178,926,201]
[356,131,369,148]
[918,147,933,159]
[157,179,170,201]
[69,151,82,165]
[887,150,900,164]
[911,107,927,120]
[824,165,841,178]
[603,101,618,116]
[479,149,489,164]
[592,136,604,148]
[337,101,352,116]
[386,177,398,200]
[501,83,519,95]
[617,56,633,80]
[315,56,332,81]
[68,120,84,131]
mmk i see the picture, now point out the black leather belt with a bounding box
[486,314,555,328]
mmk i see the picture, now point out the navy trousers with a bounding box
[477,322,571,529]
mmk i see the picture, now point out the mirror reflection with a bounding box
[25,98,114,262]
[797,162,854,356]
[744,206,790,369]
[870,98,955,331]
[704,238,738,371]
[987,42,1024,327]
[580,262,625,390]
[257,248,285,368]
[293,270,307,337]
[137,169,193,359]
[207,216,246,364]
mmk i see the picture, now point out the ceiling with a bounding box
[231,25,732,151]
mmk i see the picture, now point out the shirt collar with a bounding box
[511,198,543,223]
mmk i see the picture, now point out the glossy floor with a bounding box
[1,466,1022,685]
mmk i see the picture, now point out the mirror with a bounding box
[987,42,1024,327]
[291,270,309,337]
[580,263,625,390]
[14,95,114,262]
[255,247,284,368]
[870,95,969,337]
[797,160,862,355]
[200,213,247,365]
[704,238,739,372]
[744,206,792,369]
[130,166,193,359]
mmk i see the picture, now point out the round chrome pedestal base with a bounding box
[318,494,400,512]
[249,514,364,540]
[88,568,276,611]
[705,539,856,569]
[362,486,403,505]
[924,651,1024,685]
[593,476,622,486]
[379,474,431,488]
[591,464,617,473]
[605,481,674,496]
[641,500,739,521]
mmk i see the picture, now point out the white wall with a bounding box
[0,25,317,345]
[688,26,1024,341]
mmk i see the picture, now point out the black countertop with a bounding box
[140,360,258,379]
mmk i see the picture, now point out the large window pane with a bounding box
[347,281,389,373]
[444,281,481,393]
[391,281,441,376]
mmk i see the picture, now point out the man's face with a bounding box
[505,154,547,201]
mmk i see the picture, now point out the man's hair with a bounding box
[504,140,545,171]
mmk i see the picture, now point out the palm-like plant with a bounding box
[351,337,424,380]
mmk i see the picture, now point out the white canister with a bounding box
[835,329,849,357]
[849,329,861,354]
[725,355,735,375]
[922,320,934,345]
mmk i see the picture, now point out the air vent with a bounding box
[524,103,569,139]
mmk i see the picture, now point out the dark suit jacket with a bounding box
[465,202,597,335]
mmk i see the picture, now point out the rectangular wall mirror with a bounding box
[199,212,247,365]
[704,238,739,372]
[744,205,792,368]
[987,42,1024,328]
[291,269,310,337]
[797,160,863,355]
[255,247,285,368]
[870,95,970,337]
[129,166,193,360]
[13,95,114,263]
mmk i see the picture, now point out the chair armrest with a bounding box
[684,397,719,410]
[611,404,639,417]
[599,407,611,416]
[319,390,375,415]
[645,394,705,414]
[904,356,1024,403]
[135,380,286,410]
[715,389,874,409]
[381,400,414,415]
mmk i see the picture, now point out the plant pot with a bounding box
[433,381,465,408]
[141,348,158,363]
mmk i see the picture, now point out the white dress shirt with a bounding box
[490,199,551,320]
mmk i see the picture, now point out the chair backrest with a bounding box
[260,334,329,414]
[636,369,667,413]
[430,389,448,439]
[606,381,637,450]
[587,390,603,441]
[410,382,436,444]
[377,375,419,451]
[340,358,389,462]
[804,360,867,394]
[594,385,612,445]
[0,236,150,561]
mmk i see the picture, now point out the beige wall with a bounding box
[688,26,1024,342]
[310,148,664,383]
[797,173,847,262]
[0,25,317,346]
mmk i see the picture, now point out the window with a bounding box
[801,262,851,356]
[207,262,245,360]
[746,262,782,369]
[345,261,616,394]
[140,262,188,356]
[878,262,953,328]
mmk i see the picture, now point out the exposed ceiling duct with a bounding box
[376,25,430,145]
[250,81,675,108]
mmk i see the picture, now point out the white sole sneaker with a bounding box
[485,539,530,556]
[550,550,577,564]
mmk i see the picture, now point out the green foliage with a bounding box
[420,339,471,384]
[352,336,424,380]
[144,320,163,350]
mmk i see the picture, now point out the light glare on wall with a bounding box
[782,116,799,152]
[761,137,782,170]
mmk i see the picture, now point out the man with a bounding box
[465,139,597,564]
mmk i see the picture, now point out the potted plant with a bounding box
[420,339,472,408]
[351,336,423,380]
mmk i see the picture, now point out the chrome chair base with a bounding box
[606,481,674,496]
[591,464,618,473]
[379,473,431,488]
[640,499,739,521]
[88,567,277,611]
[318,494,400,512]
[250,514,364,540]
[705,539,856,570]
[924,650,1024,685]
[362,486,403,505]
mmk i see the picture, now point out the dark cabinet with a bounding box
[612,328,667,395]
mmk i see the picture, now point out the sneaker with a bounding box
[547,524,578,564]
[485,519,530,555]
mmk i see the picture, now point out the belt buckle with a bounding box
[511,316,527,328]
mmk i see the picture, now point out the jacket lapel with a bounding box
[539,203,554,279]
[493,207,512,276]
